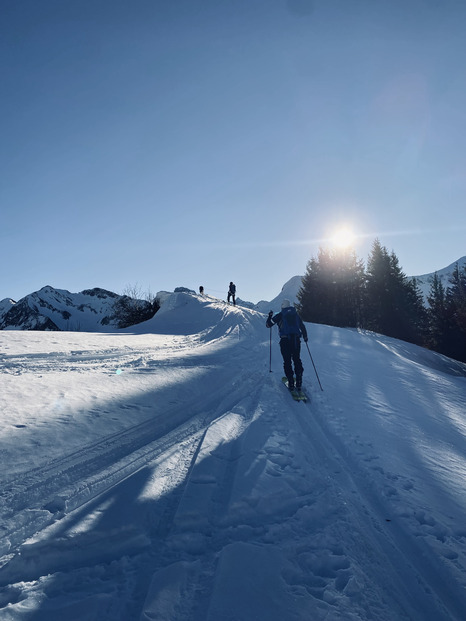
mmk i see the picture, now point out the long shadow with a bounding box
[0,333,271,619]
[0,381,269,619]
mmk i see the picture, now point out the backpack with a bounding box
[280,307,300,336]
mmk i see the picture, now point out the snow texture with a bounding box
[0,291,466,620]
[412,256,466,300]
[255,275,303,314]
[0,286,150,332]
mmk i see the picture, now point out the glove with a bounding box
[268,311,273,318]
[304,337,308,343]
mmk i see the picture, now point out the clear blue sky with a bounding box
[1,0,465,304]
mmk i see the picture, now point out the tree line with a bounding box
[296,239,466,363]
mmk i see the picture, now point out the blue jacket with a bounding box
[266,306,308,341]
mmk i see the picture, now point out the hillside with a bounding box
[412,256,466,299]
[0,292,466,620]
[255,275,304,313]
[0,286,154,331]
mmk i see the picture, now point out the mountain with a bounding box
[0,298,15,318]
[0,286,154,331]
[1,292,465,619]
[255,275,304,313]
[411,256,466,299]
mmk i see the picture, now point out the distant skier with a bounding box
[227,282,236,305]
[266,299,308,391]
[199,286,204,295]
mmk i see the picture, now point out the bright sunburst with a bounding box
[331,227,355,249]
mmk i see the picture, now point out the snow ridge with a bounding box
[0,286,151,332]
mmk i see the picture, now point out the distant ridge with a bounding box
[255,276,303,313]
[0,286,153,332]
[411,256,466,299]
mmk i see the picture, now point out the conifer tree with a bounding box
[426,272,450,353]
[296,250,330,325]
[364,239,425,344]
[445,263,466,361]
[403,277,428,345]
[364,239,392,335]
[297,247,365,328]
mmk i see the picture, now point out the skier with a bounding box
[266,299,308,391]
[227,282,236,305]
[199,286,204,295]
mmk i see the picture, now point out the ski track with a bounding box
[1,299,466,620]
[294,391,466,621]
[0,313,271,619]
[0,345,258,553]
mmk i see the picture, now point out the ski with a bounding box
[282,377,308,402]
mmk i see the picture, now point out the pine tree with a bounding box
[403,277,428,345]
[445,263,466,361]
[296,255,321,322]
[364,240,425,344]
[364,239,392,335]
[297,247,365,328]
[426,272,450,353]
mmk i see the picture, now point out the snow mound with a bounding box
[126,291,266,341]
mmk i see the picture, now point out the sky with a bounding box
[1,0,466,304]
[1,293,466,618]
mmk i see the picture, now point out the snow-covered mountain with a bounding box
[411,256,466,299]
[1,291,465,620]
[254,275,304,313]
[0,298,15,319]
[0,286,154,332]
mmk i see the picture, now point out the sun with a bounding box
[330,226,355,249]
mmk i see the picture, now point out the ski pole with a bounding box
[305,341,323,391]
[269,321,273,372]
[269,329,272,372]
[268,311,273,372]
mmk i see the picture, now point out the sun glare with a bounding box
[331,227,355,249]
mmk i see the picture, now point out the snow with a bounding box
[255,275,303,314]
[1,291,466,620]
[411,255,466,300]
[0,287,140,332]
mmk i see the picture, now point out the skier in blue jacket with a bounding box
[266,299,308,391]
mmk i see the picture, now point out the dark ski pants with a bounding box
[280,336,303,387]
[227,292,236,305]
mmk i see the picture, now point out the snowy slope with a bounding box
[0,292,466,620]
[255,275,303,313]
[411,256,466,299]
[0,299,15,317]
[0,286,153,332]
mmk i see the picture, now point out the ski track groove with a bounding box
[123,373,267,621]
[0,360,259,562]
[164,381,267,621]
[295,384,466,621]
[0,332,267,617]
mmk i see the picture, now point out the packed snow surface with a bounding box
[1,292,466,620]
